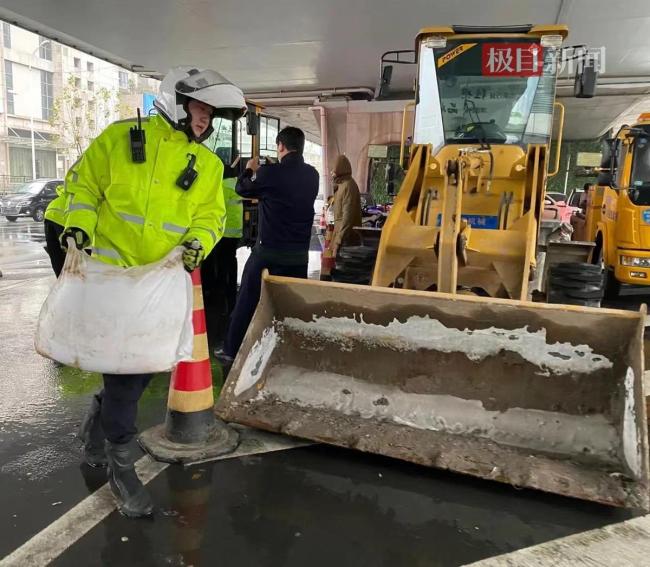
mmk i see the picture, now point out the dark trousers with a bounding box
[100,373,153,444]
[44,219,65,277]
[224,249,308,358]
[201,237,239,345]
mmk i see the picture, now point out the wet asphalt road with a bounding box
[0,217,646,566]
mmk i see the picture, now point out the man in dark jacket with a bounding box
[216,127,319,366]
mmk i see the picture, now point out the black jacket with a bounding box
[236,152,319,253]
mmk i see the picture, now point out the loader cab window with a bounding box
[235,117,253,173]
[204,117,236,170]
[259,115,280,159]
[629,128,650,205]
[415,38,559,148]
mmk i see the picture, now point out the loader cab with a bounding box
[203,103,280,247]
[374,25,583,300]
[203,103,261,177]
[413,27,564,153]
[204,115,238,176]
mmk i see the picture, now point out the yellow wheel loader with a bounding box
[217,25,649,510]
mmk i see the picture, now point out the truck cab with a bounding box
[584,114,650,294]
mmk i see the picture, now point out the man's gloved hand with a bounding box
[182,239,205,272]
[60,227,90,251]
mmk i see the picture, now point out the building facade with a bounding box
[0,21,158,191]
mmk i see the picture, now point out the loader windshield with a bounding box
[203,117,236,167]
[414,37,559,148]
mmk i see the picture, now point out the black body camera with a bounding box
[177,154,198,190]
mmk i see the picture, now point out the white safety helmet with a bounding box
[154,66,247,142]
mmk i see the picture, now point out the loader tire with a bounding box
[547,262,605,307]
[331,245,378,286]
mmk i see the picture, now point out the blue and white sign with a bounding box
[643,210,650,224]
[436,214,500,229]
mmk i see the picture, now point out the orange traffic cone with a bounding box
[140,269,239,464]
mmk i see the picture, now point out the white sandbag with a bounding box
[35,244,194,374]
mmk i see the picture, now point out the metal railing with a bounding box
[0,175,31,195]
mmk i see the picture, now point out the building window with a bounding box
[87,80,94,91]
[5,60,14,115]
[87,61,94,73]
[73,57,81,70]
[74,76,81,88]
[118,70,129,90]
[2,22,10,49]
[10,146,57,178]
[41,70,54,120]
[38,36,52,61]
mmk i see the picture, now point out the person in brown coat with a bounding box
[329,155,362,257]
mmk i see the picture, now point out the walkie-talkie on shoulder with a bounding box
[130,108,146,163]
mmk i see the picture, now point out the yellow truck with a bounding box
[582,114,650,296]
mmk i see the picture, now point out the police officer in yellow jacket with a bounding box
[43,184,67,276]
[67,67,246,518]
[201,171,243,345]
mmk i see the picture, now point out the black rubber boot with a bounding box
[105,440,153,518]
[78,393,107,468]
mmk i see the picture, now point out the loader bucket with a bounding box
[216,274,649,509]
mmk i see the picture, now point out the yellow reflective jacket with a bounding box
[64,114,225,267]
[222,177,243,239]
[44,184,66,226]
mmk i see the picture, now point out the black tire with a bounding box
[5,216,17,222]
[331,245,378,286]
[547,262,605,307]
[590,238,620,299]
[32,207,45,222]
[604,269,621,300]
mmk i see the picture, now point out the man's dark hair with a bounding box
[276,127,305,154]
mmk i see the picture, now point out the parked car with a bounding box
[542,194,580,224]
[546,191,569,203]
[0,179,63,222]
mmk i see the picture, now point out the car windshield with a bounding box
[13,182,43,195]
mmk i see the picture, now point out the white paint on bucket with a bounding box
[283,315,612,375]
[234,327,278,396]
[258,365,620,464]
